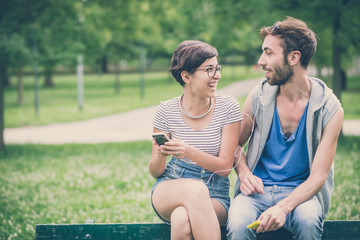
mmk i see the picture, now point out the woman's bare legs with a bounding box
[170,206,193,240]
[152,178,222,240]
[211,198,228,226]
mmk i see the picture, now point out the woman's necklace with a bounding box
[179,94,213,119]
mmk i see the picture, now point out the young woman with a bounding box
[149,40,242,240]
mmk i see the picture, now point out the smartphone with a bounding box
[152,132,170,146]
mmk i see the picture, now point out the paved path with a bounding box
[4,77,359,144]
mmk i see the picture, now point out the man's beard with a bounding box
[267,61,294,86]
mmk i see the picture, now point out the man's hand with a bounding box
[256,204,287,232]
[239,172,264,196]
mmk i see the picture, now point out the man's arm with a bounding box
[239,90,255,147]
[235,90,264,195]
[256,106,344,233]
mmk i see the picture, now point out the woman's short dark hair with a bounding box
[170,40,218,87]
[260,16,317,69]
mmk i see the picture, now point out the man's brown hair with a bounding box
[260,16,317,69]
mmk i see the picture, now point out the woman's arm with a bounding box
[160,121,241,177]
[148,128,171,178]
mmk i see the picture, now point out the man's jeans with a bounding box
[227,185,323,240]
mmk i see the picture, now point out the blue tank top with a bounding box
[253,102,310,187]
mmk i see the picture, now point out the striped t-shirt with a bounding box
[153,95,242,164]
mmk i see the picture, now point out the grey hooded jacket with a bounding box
[234,77,341,218]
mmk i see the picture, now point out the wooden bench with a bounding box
[36,221,360,240]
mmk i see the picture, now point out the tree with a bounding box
[34,1,84,87]
[271,0,360,100]
[0,0,82,149]
[305,0,360,100]
[0,0,47,149]
[210,0,267,64]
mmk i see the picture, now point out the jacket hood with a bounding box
[257,77,332,111]
[308,77,335,113]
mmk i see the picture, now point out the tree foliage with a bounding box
[1,0,359,149]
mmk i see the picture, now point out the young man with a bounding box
[227,17,344,240]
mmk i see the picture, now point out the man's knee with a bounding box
[227,216,254,239]
[292,198,323,227]
[289,199,323,240]
[227,196,257,240]
[292,210,323,231]
[291,215,323,240]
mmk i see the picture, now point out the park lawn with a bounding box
[4,65,262,128]
[0,136,359,239]
[2,70,359,239]
[5,71,360,128]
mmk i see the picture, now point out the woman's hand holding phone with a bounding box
[152,132,170,146]
[152,133,172,157]
[152,133,190,158]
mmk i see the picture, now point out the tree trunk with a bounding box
[332,2,343,137]
[18,60,24,105]
[43,63,55,88]
[4,73,10,87]
[332,5,342,102]
[101,56,108,73]
[332,43,342,100]
[340,69,346,90]
[0,64,6,149]
[114,61,121,94]
[44,72,54,87]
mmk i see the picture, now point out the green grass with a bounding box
[5,65,262,128]
[0,137,359,239]
[5,69,360,128]
[342,75,360,120]
[2,69,360,239]
[0,142,155,239]
[327,136,360,220]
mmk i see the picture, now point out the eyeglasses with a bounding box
[196,65,222,78]
[272,21,281,31]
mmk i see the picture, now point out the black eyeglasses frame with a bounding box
[196,65,222,78]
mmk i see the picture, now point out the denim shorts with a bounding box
[151,157,231,224]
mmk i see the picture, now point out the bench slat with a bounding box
[36,223,171,240]
[36,221,360,240]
